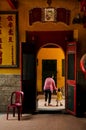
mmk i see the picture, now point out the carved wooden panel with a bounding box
[29,7,71,25]
[56,8,70,25]
[29,8,42,25]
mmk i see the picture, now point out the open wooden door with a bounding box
[20,42,36,113]
[66,41,77,115]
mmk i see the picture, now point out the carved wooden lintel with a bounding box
[29,7,71,25]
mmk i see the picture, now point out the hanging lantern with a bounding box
[80,0,86,12]
[47,0,52,7]
[80,54,86,78]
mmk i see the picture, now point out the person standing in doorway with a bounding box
[43,75,57,106]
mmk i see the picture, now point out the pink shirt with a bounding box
[44,77,57,93]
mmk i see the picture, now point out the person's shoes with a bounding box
[60,103,63,106]
[48,104,52,106]
[44,103,47,106]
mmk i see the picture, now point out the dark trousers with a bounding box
[44,89,51,104]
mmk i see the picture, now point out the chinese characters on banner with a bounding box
[0,12,17,67]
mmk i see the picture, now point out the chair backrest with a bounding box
[11,91,24,104]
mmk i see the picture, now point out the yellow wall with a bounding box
[37,48,65,92]
[0,0,86,74]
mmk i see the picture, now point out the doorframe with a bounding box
[36,43,66,111]
[65,41,77,115]
[21,30,75,113]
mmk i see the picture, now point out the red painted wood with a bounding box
[7,0,18,9]
[66,41,77,115]
[80,0,86,12]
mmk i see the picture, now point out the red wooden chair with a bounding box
[7,91,24,120]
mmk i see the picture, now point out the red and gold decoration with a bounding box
[80,0,86,27]
[80,0,86,12]
[0,11,18,67]
[29,7,70,25]
[29,0,70,25]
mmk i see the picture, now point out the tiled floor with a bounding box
[0,113,86,130]
[37,95,65,111]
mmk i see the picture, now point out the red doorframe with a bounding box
[66,41,77,115]
[20,30,77,114]
[26,30,73,52]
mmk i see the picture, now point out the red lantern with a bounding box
[81,0,86,12]
[80,54,86,78]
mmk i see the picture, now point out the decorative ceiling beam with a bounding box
[7,0,18,9]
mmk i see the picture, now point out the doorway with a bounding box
[36,45,65,111]
[42,59,57,90]
[21,30,77,115]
